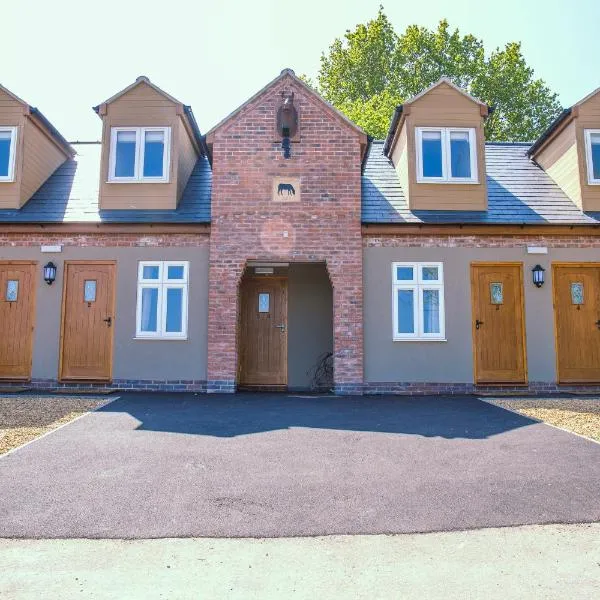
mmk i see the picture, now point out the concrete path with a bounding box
[1,393,600,538]
[1,524,599,599]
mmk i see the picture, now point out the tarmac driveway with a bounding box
[1,393,599,538]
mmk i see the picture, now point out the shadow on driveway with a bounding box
[100,392,536,439]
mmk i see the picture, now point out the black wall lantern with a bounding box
[43,261,57,285]
[532,264,545,288]
[276,91,298,159]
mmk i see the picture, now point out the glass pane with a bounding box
[421,131,443,178]
[143,130,165,177]
[397,289,415,334]
[450,131,472,178]
[423,289,440,334]
[490,282,503,305]
[571,282,584,305]
[165,288,183,333]
[167,265,184,280]
[396,266,414,281]
[84,280,97,302]
[115,131,136,177]
[6,280,18,302]
[142,265,160,280]
[591,133,600,180]
[0,131,12,178]
[421,266,439,281]
[141,287,159,332]
[258,293,270,313]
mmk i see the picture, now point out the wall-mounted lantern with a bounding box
[532,264,545,288]
[276,91,298,159]
[43,261,57,285]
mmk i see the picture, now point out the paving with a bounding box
[0,393,599,539]
[2,524,599,599]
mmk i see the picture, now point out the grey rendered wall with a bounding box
[287,263,333,390]
[0,245,209,382]
[363,245,600,384]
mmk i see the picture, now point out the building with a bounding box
[1,70,600,394]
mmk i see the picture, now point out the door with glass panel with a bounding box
[60,261,115,381]
[553,264,600,383]
[0,262,37,380]
[471,263,527,384]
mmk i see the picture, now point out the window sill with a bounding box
[416,178,479,185]
[393,338,447,342]
[107,179,170,184]
[133,336,188,341]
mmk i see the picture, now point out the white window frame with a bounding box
[135,261,189,339]
[0,127,18,182]
[415,127,478,184]
[108,126,171,183]
[392,262,446,341]
[584,129,600,185]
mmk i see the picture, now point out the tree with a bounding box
[307,8,562,140]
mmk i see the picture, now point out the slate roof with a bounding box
[361,140,600,225]
[0,143,211,223]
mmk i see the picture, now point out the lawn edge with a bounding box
[0,395,121,459]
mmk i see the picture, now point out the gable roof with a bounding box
[0,83,74,158]
[362,140,600,225]
[403,77,488,108]
[205,68,368,143]
[92,76,183,112]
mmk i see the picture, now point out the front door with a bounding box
[471,263,527,384]
[553,264,600,383]
[60,261,116,381]
[239,276,287,387]
[0,262,37,380]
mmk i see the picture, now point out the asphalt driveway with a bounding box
[1,393,599,538]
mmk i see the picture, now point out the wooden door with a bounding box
[60,262,116,381]
[0,262,37,380]
[471,263,527,384]
[553,264,600,383]
[239,277,287,387]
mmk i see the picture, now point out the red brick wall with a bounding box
[0,233,209,247]
[207,73,366,392]
[364,234,600,248]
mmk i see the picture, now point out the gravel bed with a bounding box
[0,396,113,454]
[487,398,600,442]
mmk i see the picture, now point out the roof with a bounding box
[0,83,74,157]
[93,76,183,112]
[206,68,368,143]
[403,77,489,108]
[0,143,211,224]
[362,140,600,225]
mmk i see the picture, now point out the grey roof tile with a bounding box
[361,140,600,225]
[0,143,211,224]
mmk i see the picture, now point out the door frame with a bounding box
[0,260,38,381]
[58,260,117,382]
[470,261,528,385]
[552,262,600,384]
[237,274,288,388]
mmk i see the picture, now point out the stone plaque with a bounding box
[272,177,300,202]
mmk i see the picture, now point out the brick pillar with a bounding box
[206,259,245,393]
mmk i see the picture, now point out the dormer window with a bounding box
[108,127,171,182]
[584,130,600,184]
[0,127,17,182]
[416,127,477,184]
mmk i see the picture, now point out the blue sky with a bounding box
[3,0,599,140]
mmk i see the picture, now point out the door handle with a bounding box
[475,319,484,330]
[103,316,112,327]
[596,320,600,330]
[275,324,286,331]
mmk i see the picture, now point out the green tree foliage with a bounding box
[308,8,562,140]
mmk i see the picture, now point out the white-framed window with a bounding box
[415,127,478,183]
[0,127,17,182]
[136,261,189,339]
[108,127,171,183]
[584,129,600,185]
[392,262,445,341]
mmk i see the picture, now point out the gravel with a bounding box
[0,396,113,454]
[486,398,600,442]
